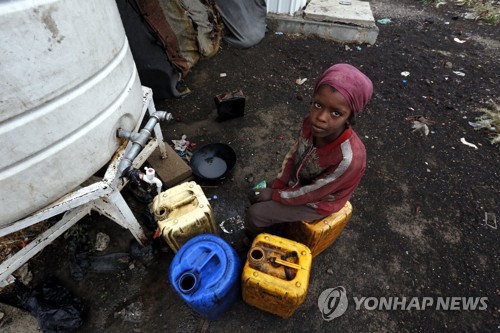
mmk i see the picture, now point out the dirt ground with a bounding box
[1,0,499,332]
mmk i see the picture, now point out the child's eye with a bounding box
[331,110,341,117]
[313,101,322,109]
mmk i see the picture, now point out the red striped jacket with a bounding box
[271,115,366,215]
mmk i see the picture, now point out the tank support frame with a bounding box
[0,87,167,285]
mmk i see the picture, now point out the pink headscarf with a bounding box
[314,64,373,116]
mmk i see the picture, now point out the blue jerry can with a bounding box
[169,234,242,320]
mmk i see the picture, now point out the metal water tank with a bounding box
[0,0,143,226]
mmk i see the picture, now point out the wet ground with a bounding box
[2,0,499,332]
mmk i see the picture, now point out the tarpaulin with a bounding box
[214,0,267,48]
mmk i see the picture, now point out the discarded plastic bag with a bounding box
[23,277,85,333]
[68,241,131,281]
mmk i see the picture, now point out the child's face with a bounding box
[309,85,352,145]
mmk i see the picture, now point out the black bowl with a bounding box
[190,143,236,181]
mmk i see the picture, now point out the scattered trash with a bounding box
[326,268,334,275]
[339,0,352,5]
[345,45,352,51]
[406,115,435,136]
[435,1,447,8]
[453,37,466,43]
[444,61,453,68]
[13,262,32,286]
[214,89,246,122]
[253,180,267,189]
[114,301,143,323]
[405,115,436,125]
[219,215,245,234]
[295,78,307,85]
[0,277,85,333]
[274,31,284,35]
[463,12,479,20]
[377,18,392,25]
[172,134,190,152]
[411,121,430,136]
[402,80,407,84]
[219,221,232,234]
[219,73,227,78]
[68,240,131,281]
[95,232,110,252]
[484,212,497,229]
[460,137,478,149]
[401,71,410,77]
[468,118,496,131]
[453,71,466,76]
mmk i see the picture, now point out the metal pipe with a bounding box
[117,111,170,175]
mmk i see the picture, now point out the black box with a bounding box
[214,90,245,122]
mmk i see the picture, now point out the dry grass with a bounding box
[454,0,499,23]
[428,0,499,23]
[0,223,50,264]
[470,100,500,144]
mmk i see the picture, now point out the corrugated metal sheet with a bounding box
[267,0,307,15]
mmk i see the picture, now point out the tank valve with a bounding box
[142,167,163,194]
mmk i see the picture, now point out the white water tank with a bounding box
[0,0,143,226]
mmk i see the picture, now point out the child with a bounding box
[244,63,373,240]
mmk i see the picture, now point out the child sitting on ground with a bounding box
[244,63,373,242]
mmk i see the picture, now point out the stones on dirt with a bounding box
[95,232,110,252]
[245,174,255,183]
[114,301,143,323]
[295,78,307,85]
[484,212,497,229]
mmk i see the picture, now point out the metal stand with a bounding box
[0,87,166,285]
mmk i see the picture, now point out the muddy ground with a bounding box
[2,0,499,332]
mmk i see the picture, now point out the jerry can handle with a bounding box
[167,194,197,210]
[195,250,222,273]
[271,257,302,271]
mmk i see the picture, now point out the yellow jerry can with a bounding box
[282,201,352,257]
[241,233,312,318]
[152,181,217,252]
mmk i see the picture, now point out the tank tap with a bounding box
[142,167,163,193]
